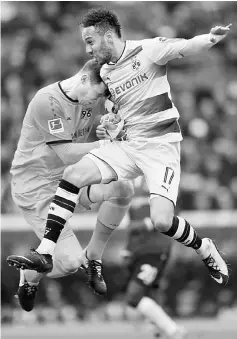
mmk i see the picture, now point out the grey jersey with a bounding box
[11,81,102,206]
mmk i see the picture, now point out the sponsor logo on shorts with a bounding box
[48,118,64,134]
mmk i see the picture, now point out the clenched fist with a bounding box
[100,112,122,131]
[96,124,110,140]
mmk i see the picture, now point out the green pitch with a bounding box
[2,319,237,339]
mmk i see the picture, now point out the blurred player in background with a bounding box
[121,177,187,339]
[8,8,231,295]
[7,60,134,311]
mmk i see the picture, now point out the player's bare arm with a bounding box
[50,138,110,166]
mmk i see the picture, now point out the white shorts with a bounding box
[86,140,181,205]
[11,186,91,240]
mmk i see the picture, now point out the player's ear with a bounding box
[105,30,113,42]
[81,74,89,84]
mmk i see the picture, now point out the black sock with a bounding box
[44,179,79,243]
[162,216,202,250]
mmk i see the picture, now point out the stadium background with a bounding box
[1,1,237,338]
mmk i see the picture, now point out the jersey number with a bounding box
[81,109,92,119]
[137,264,158,285]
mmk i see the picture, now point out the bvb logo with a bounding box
[131,56,141,71]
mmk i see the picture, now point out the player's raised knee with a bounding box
[151,214,173,233]
[63,164,86,187]
[59,254,80,274]
[111,181,134,202]
[64,164,77,181]
[63,157,102,187]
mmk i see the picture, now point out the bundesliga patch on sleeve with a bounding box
[48,118,64,134]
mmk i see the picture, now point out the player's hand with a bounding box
[210,23,232,36]
[100,112,121,130]
[96,124,111,140]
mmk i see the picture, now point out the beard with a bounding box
[94,41,112,65]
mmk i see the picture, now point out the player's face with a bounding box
[80,81,106,105]
[82,26,112,65]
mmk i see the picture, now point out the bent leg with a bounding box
[142,142,228,284]
[63,155,116,188]
[24,230,82,281]
[15,204,82,291]
[150,195,229,285]
[150,195,204,250]
[47,228,82,279]
[80,181,134,260]
[21,203,83,281]
[37,141,138,262]
[37,156,116,256]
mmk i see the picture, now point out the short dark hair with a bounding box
[80,7,122,38]
[82,60,102,84]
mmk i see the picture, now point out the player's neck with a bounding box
[60,73,80,100]
[110,39,126,64]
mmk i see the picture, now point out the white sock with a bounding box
[196,238,211,259]
[86,200,129,260]
[36,238,56,256]
[137,296,178,336]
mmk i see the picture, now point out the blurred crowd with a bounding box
[1,1,237,212]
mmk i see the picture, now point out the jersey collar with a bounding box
[108,41,127,65]
[58,82,79,103]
